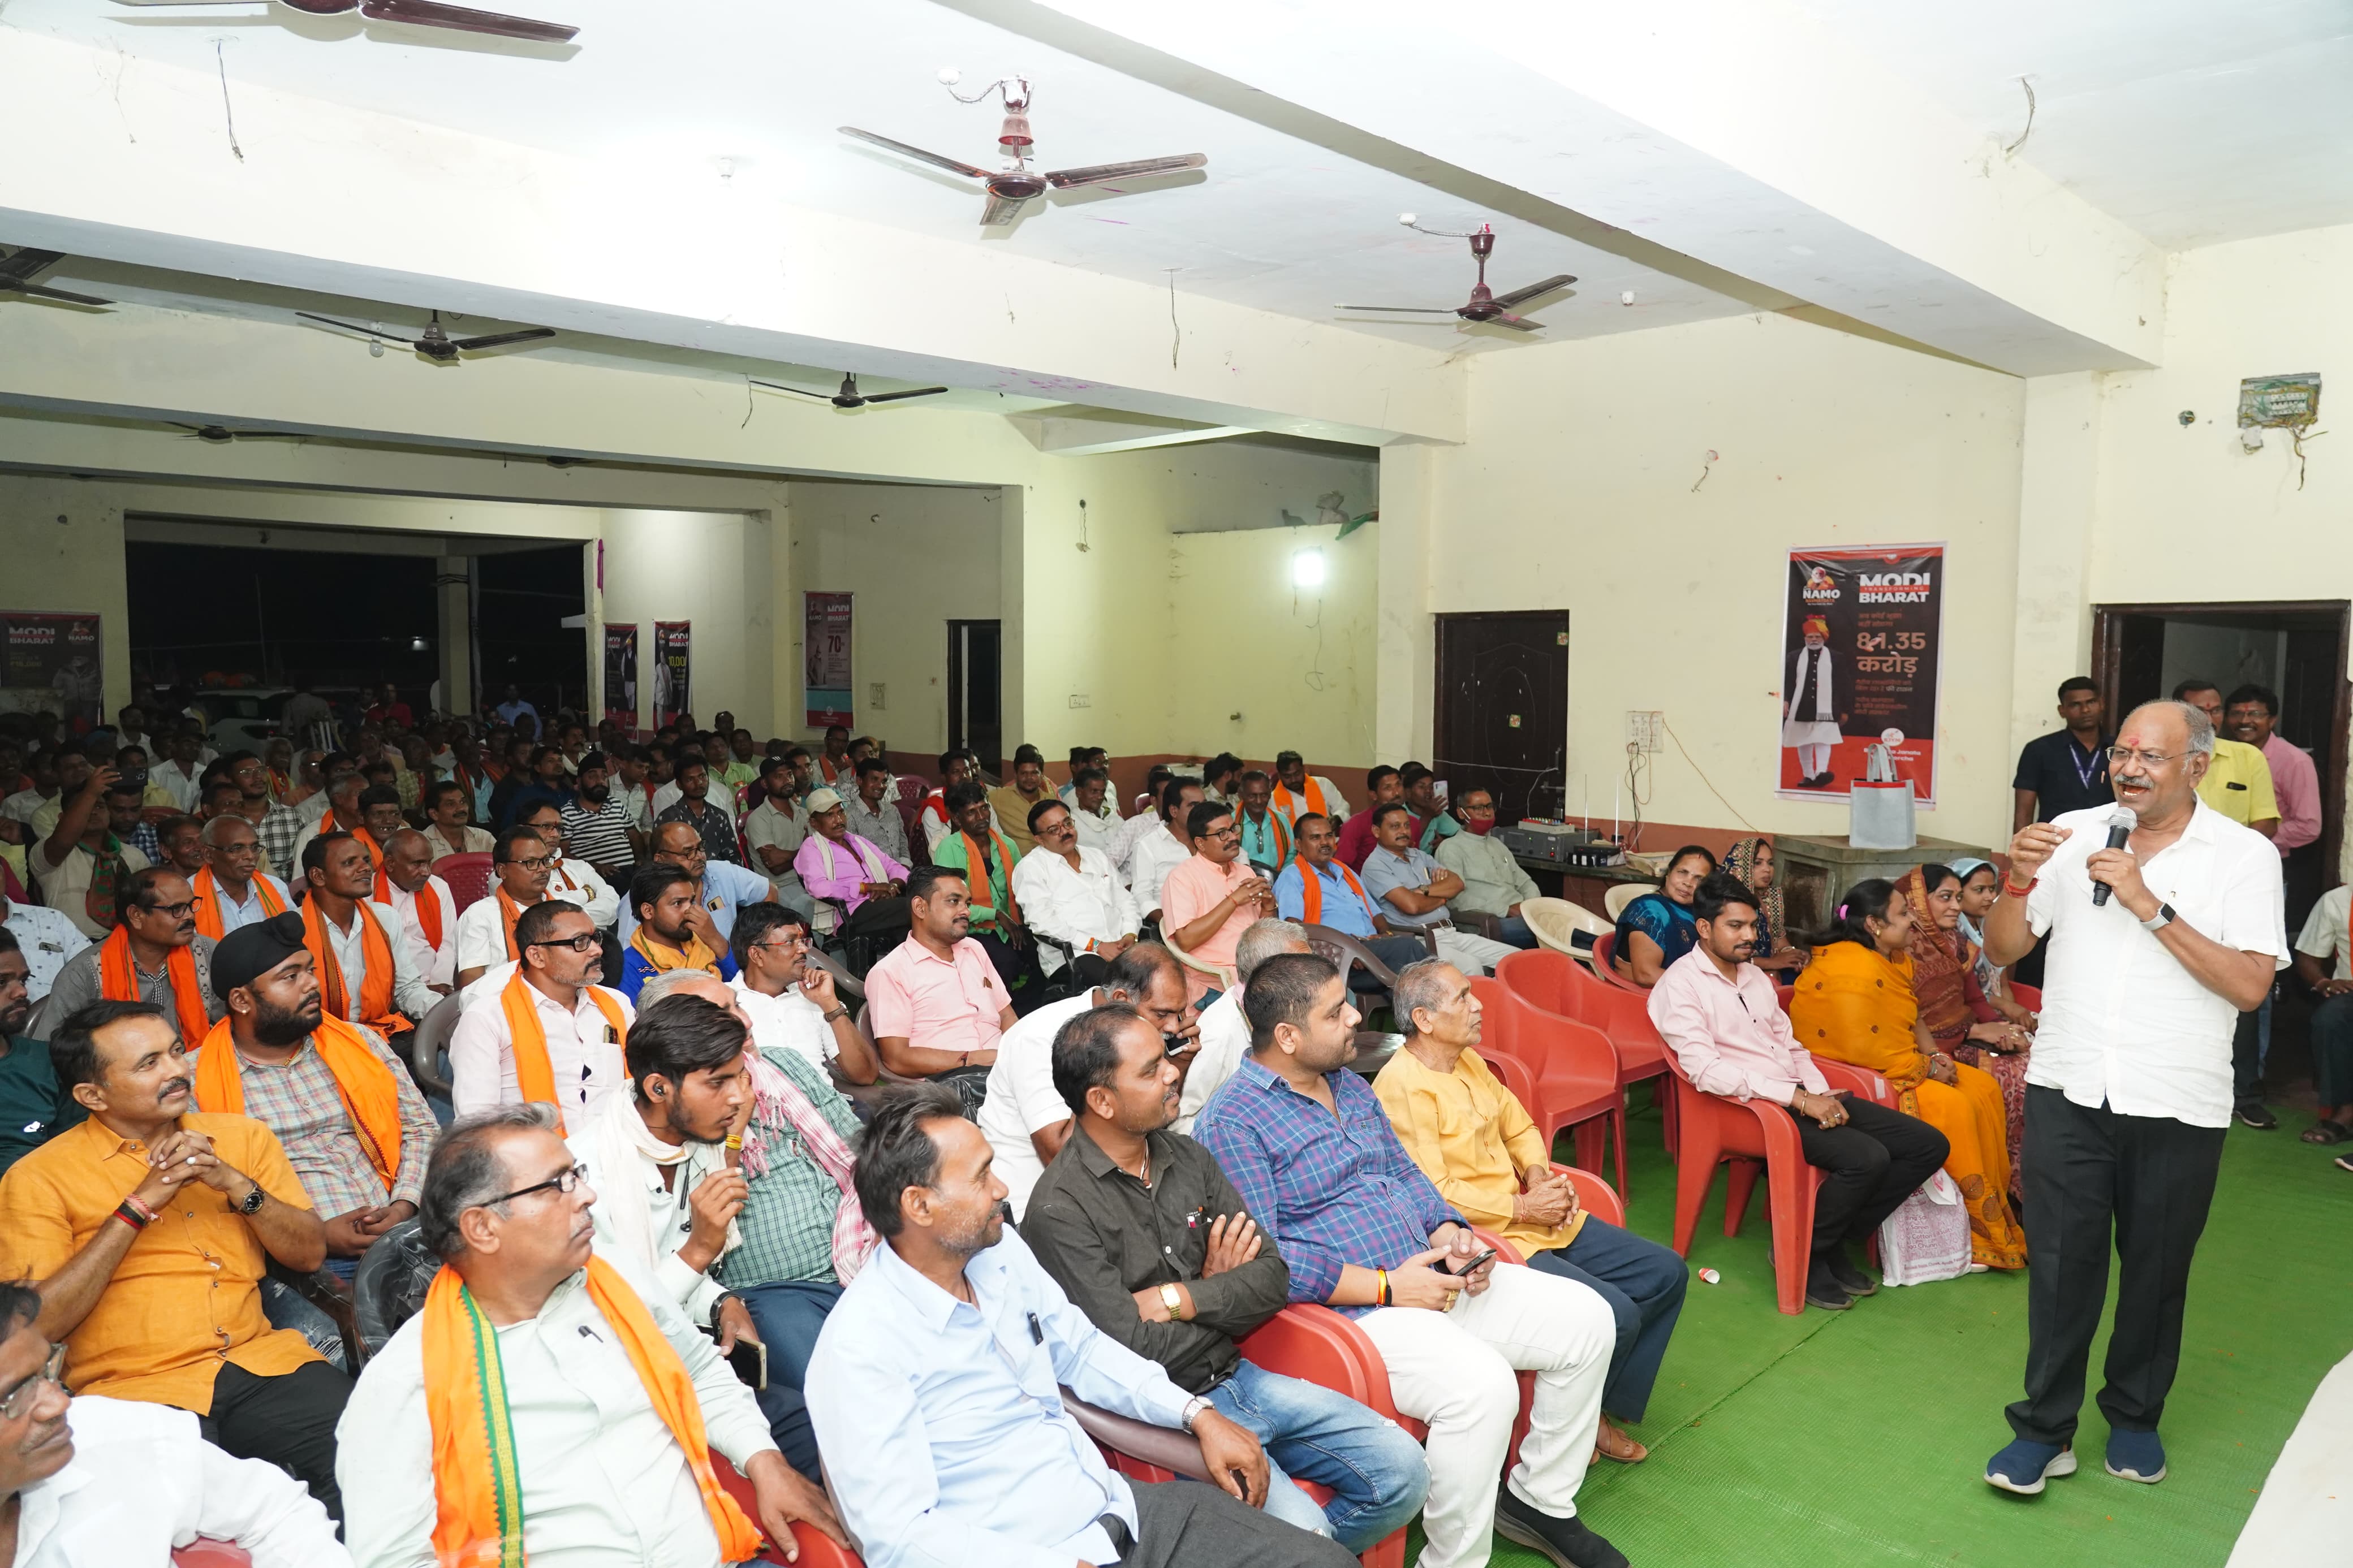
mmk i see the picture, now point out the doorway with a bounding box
[1434,610,1570,824]
[947,619,1002,773]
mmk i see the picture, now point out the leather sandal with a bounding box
[1592,1416,1648,1464]
[2300,1119,2351,1145]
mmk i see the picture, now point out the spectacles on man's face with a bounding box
[0,1343,65,1421]
[501,856,554,872]
[2106,747,2184,770]
[486,1163,589,1206]
[139,899,197,921]
[754,933,812,954]
[528,932,600,953]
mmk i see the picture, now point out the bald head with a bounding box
[2112,699,2213,822]
[382,827,436,893]
[635,968,752,1030]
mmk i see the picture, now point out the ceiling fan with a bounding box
[109,0,578,44]
[751,373,950,411]
[297,308,556,362]
[170,422,304,443]
[1338,218,1575,332]
[0,249,111,308]
[842,73,1206,228]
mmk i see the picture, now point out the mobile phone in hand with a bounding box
[1439,1247,1498,1278]
[726,1337,768,1391]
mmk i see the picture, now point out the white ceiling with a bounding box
[0,0,1749,354]
[1793,0,2353,249]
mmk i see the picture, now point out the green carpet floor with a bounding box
[1441,1094,2351,1568]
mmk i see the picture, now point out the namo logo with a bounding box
[1800,566,1840,606]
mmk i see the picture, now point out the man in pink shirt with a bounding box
[1648,873,1946,1312]
[863,863,1015,1115]
[2225,686,2320,859]
[794,787,910,943]
[1160,801,1277,1003]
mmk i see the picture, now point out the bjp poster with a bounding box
[1777,546,1945,805]
[804,591,854,729]
[652,621,691,728]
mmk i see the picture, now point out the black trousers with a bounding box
[2006,1086,2225,1446]
[2231,1004,2265,1105]
[195,1359,352,1521]
[1786,1097,1949,1259]
[1115,1479,1358,1568]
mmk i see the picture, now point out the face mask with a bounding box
[1463,817,1494,836]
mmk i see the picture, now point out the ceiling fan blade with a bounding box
[7,282,113,306]
[748,379,836,402]
[980,194,1028,227]
[860,387,951,404]
[297,310,413,345]
[451,327,556,351]
[839,128,988,181]
[357,0,578,42]
[1486,313,1541,332]
[1040,153,1207,191]
[1490,273,1577,309]
[1335,304,1456,313]
[0,249,66,284]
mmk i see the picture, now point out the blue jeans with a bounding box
[736,1279,842,1479]
[1209,1358,1429,1552]
[1526,1218,1689,1423]
[1493,916,1541,951]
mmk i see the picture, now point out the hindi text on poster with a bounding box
[804,592,854,729]
[1777,546,1945,806]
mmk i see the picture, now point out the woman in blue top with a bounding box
[1611,844,1717,986]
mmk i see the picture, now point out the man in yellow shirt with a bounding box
[1373,959,1688,1467]
[2175,681,2279,836]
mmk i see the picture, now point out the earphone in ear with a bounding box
[649,1084,665,1098]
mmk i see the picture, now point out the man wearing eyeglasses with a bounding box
[447,901,632,1128]
[1159,804,1278,1006]
[37,867,221,1044]
[0,1281,349,1566]
[452,828,555,992]
[727,902,877,1082]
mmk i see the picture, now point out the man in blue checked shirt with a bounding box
[807,1082,1354,1568]
[1193,954,1626,1568]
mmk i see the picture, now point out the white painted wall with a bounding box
[596,509,774,737]
[0,474,131,715]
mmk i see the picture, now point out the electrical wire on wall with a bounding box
[1662,715,1760,832]
[1622,738,1651,853]
[1296,586,1328,693]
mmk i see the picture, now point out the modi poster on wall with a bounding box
[1776,545,1945,805]
[602,624,639,735]
[1,613,104,732]
[804,591,854,729]
[653,621,691,728]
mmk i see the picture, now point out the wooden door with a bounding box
[1433,611,1569,824]
[946,620,1002,774]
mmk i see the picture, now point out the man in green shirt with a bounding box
[1432,787,1543,951]
[0,929,81,1174]
[930,781,1047,1012]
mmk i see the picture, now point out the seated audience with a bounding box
[192,815,291,941]
[1649,875,1950,1312]
[559,750,639,887]
[1011,796,1141,987]
[1065,766,1122,853]
[1902,865,2033,1185]
[336,1104,837,1567]
[0,930,83,1173]
[153,814,208,884]
[792,788,911,942]
[1234,768,1293,876]
[2294,874,2353,1154]
[1790,878,2027,1271]
[1378,960,1688,1464]
[987,744,1058,859]
[287,775,377,874]
[147,732,205,814]
[807,1083,1348,1568]
[0,999,345,1517]
[863,866,1013,1115]
[619,866,739,1004]
[33,761,150,941]
[976,942,1196,1220]
[517,800,618,930]
[1201,751,1245,805]
[447,900,631,1129]
[1107,764,1178,870]
[0,1280,350,1568]
[919,749,997,851]
[620,821,778,949]
[1059,746,1117,809]
[1025,1004,1431,1549]
[1127,777,1206,920]
[1401,763,1457,855]
[742,754,814,913]
[1432,788,1542,949]
[499,745,578,832]
[1943,858,2036,1031]
[419,780,494,862]
[844,756,913,866]
[1274,811,1426,977]
[1,880,86,1008]
[41,866,221,1044]
[712,730,761,798]
[1270,750,1351,828]
[1193,955,1625,1568]
[296,833,436,1040]
[1161,802,1279,1001]
[1719,837,1808,974]
[1333,766,1404,871]
[1610,845,1718,986]
[728,902,878,1082]
[1359,805,1518,977]
[1179,919,1308,1134]
[371,827,458,991]
[657,758,747,866]
[452,827,553,990]
[195,915,437,1281]
[930,781,1045,1007]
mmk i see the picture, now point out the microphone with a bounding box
[2091,807,2137,906]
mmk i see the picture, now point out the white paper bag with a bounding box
[1877,1168,1971,1286]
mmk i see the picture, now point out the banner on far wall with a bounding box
[602,624,639,735]
[1777,545,1945,806]
[1,612,104,732]
[653,620,691,729]
[804,591,854,729]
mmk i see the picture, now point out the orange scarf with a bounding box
[497,969,627,1135]
[192,866,285,940]
[959,828,1022,927]
[1294,853,1369,926]
[1274,776,1329,822]
[627,925,719,977]
[192,1014,405,1194]
[98,927,209,1045]
[302,901,413,1036]
[420,1258,759,1568]
[494,887,526,961]
[377,869,445,951]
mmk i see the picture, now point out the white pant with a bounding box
[1358,1262,1616,1568]
[1434,927,1518,977]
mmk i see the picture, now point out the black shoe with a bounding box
[1804,1263,1852,1312]
[1825,1250,1878,1298]
[1494,1487,1629,1568]
[2236,1100,2279,1130]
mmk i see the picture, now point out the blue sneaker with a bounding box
[1984,1438,2076,1494]
[2105,1428,2167,1483]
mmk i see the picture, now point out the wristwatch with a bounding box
[236,1178,266,1215]
[2139,902,2177,933]
[1179,1394,1210,1432]
[1158,1282,1187,1320]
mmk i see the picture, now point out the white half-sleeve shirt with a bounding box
[976,988,1100,1220]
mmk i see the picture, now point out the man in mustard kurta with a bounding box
[1373,960,1688,1465]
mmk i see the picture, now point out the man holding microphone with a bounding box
[1980,699,2283,1496]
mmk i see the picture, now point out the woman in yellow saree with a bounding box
[1789,877,2028,1271]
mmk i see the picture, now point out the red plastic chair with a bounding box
[432,852,494,913]
[171,1546,252,1567]
[1586,930,1651,995]
[1497,948,1674,1176]
[713,1454,866,1567]
[1469,977,1626,1189]
[893,775,929,839]
[2009,982,2042,1012]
